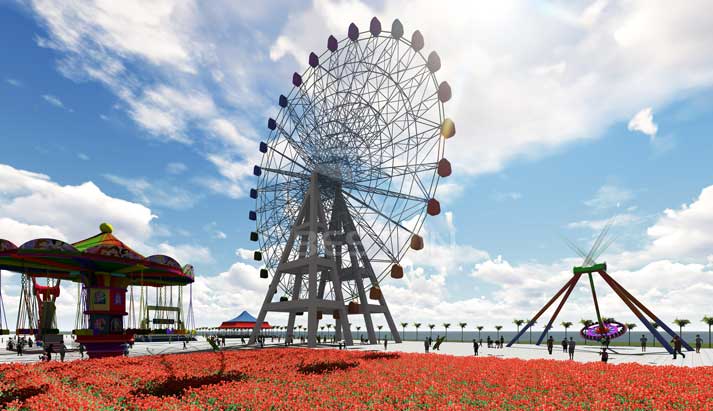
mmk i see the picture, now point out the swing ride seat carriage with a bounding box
[0,223,195,358]
[248,17,455,348]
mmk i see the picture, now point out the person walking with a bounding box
[640,334,647,352]
[473,339,479,356]
[568,337,576,360]
[59,344,66,362]
[79,344,85,359]
[600,348,609,363]
[672,336,686,360]
[546,336,554,355]
[500,335,505,349]
[16,340,23,356]
[384,337,388,351]
[695,334,703,353]
[424,338,429,353]
[562,338,568,353]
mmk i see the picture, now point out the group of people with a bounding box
[39,343,66,362]
[6,336,33,355]
[486,336,505,349]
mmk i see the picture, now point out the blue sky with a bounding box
[1,1,713,331]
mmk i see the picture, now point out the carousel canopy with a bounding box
[0,223,194,286]
[219,310,271,329]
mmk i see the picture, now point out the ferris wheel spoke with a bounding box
[342,181,427,203]
[346,203,398,263]
[342,189,414,234]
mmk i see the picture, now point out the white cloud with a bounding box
[32,0,199,72]
[214,231,227,240]
[189,261,268,326]
[0,163,154,246]
[0,217,65,245]
[104,173,199,210]
[567,213,640,231]
[645,185,713,261]
[166,162,187,175]
[42,94,71,111]
[235,248,255,260]
[155,242,213,265]
[628,107,658,138]
[77,152,90,161]
[584,185,633,209]
[5,78,22,87]
[492,191,522,202]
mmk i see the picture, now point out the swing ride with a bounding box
[248,17,455,347]
[0,223,195,358]
[507,222,694,354]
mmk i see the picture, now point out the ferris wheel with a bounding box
[249,17,455,347]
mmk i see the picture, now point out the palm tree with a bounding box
[377,325,383,341]
[513,319,525,343]
[476,326,483,341]
[428,324,435,339]
[326,323,332,339]
[652,323,660,346]
[400,322,408,341]
[673,318,690,341]
[561,321,573,339]
[580,319,593,345]
[458,322,468,342]
[495,325,503,339]
[526,319,537,344]
[443,323,451,341]
[625,323,636,346]
[414,323,422,340]
[702,316,713,348]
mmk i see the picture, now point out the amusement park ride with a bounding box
[248,17,455,347]
[508,222,694,354]
[0,223,195,357]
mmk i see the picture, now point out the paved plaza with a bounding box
[347,340,713,368]
[2,336,712,367]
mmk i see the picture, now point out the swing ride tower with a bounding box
[0,223,195,357]
[507,223,694,354]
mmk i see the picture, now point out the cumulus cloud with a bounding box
[0,164,154,245]
[628,107,658,138]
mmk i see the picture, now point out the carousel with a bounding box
[0,223,195,358]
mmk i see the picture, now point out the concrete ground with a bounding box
[1,337,711,367]
[344,340,713,367]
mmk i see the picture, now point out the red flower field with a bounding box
[1,348,711,410]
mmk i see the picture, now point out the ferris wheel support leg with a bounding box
[307,262,319,348]
[249,270,284,345]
